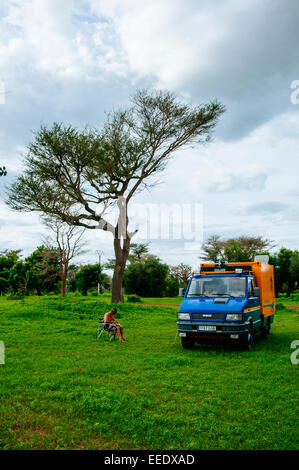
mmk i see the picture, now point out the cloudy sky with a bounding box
[0,0,298,269]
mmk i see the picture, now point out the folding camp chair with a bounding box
[97,318,117,341]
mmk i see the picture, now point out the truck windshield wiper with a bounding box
[187,294,209,297]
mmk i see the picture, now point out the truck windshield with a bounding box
[187,276,246,298]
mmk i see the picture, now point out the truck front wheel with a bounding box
[181,336,195,349]
[261,318,271,338]
[240,322,253,350]
[240,332,253,350]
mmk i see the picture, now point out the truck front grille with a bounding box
[192,313,224,321]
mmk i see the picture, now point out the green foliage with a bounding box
[0,166,7,176]
[25,246,60,295]
[75,264,108,296]
[128,243,150,263]
[224,239,251,262]
[0,277,9,294]
[8,260,28,294]
[126,294,142,303]
[89,290,99,297]
[164,275,180,297]
[6,93,225,225]
[201,235,273,262]
[7,290,25,300]
[123,257,169,297]
[67,264,80,292]
[104,258,116,270]
[270,248,299,296]
[290,252,299,285]
[0,250,21,280]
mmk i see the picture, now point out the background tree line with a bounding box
[0,235,298,298]
[0,247,110,297]
[0,242,188,299]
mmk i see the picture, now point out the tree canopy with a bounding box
[270,248,299,296]
[42,216,85,296]
[75,264,108,296]
[200,235,274,262]
[0,166,7,177]
[169,263,192,285]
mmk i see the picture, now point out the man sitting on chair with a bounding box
[104,308,127,342]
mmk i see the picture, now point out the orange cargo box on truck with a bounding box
[251,262,275,317]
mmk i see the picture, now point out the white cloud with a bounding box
[0,0,129,81]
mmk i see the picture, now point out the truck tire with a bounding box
[260,318,271,338]
[240,332,253,350]
[181,336,195,349]
[240,323,253,350]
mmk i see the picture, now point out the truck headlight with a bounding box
[178,312,190,320]
[226,314,242,321]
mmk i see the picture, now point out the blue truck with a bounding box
[177,257,275,350]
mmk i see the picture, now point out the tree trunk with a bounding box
[61,276,67,297]
[59,261,68,298]
[111,227,131,304]
[111,264,125,303]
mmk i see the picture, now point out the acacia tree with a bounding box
[200,235,274,262]
[43,217,85,297]
[128,243,149,263]
[169,263,192,285]
[6,89,225,303]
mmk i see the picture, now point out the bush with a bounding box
[7,290,25,300]
[126,294,142,303]
[89,290,99,297]
[164,275,180,297]
[69,291,81,297]
[124,258,169,297]
[0,277,9,295]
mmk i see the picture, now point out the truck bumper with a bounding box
[177,321,250,341]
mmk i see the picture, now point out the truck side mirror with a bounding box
[253,287,260,297]
[179,288,185,297]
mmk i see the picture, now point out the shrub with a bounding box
[124,258,169,297]
[7,290,24,300]
[126,294,142,303]
[69,291,81,297]
[90,290,99,297]
[164,275,180,297]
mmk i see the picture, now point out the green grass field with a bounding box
[0,293,298,450]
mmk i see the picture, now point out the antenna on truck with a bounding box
[215,259,227,270]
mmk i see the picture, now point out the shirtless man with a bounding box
[104,308,127,342]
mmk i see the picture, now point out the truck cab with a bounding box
[177,258,275,349]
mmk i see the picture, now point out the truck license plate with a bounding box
[197,325,216,332]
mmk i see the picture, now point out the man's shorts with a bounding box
[104,323,117,332]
